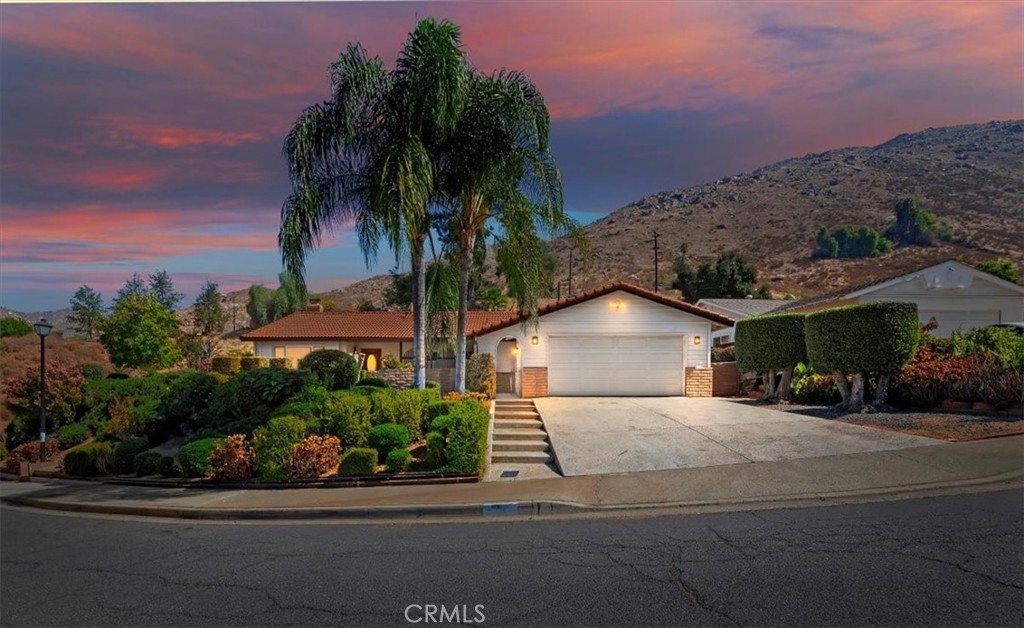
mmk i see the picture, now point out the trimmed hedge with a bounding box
[299,350,359,391]
[269,357,292,369]
[805,302,920,374]
[466,353,496,398]
[178,437,219,477]
[62,442,113,477]
[323,392,372,448]
[441,401,490,474]
[113,437,150,474]
[240,356,269,371]
[367,423,410,462]
[356,377,390,388]
[386,448,412,473]
[425,431,446,469]
[133,451,163,476]
[735,313,806,372]
[339,448,377,476]
[211,357,242,375]
[252,416,306,482]
[426,401,457,423]
[57,422,92,449]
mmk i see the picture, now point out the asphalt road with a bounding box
[2,490,1021,627]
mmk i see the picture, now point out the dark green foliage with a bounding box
[62,442,113,477]
[385,448,413,472]
[192,280,226,335]
[159,371,219,433]
[246,284,275,327]
[269,357,292,368]
[367,390,425,439]
[735,314,807,372]
[113,437,150,474]
[975,259,1021,285]
[790,363,842,404]
[177,438,219,477]
[133,451,163,476]
[322,392,372,448]
[950,327,1024,369]
[57,422,91,449]
[355,377,390,388]
[672,247,763,302]
[430,415,453,437]
[427,401,457,423]
[252,416,306,482]
[211,357,242,375]
[813,225,891,259]
[805,302,921,374]
[368,423,410,461]
[240,356,269,371]
[425,380,441,389]
[99,293,180,369]
[885,197,947,247]
[299,350,359,390]
[466,353,496,398]
[148,269,184,312]
[425,431,446,468]
[157,455,178,477]
[0,317,34,337]
[203,368,312,435]
[68,286,106,340]
[338,448,377,476]
[79,363,107,380]
[710,345,735,363]
[812,227,839,259]
[441,401,490,474]
[356,299,378,312]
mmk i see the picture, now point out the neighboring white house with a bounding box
[777,259,1024,337]
[473,283,734,398]
[695,298,789,345]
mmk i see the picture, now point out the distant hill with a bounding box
[0,307,73,334]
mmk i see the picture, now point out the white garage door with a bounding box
[548,335,684,396]
[927,311,1000,337]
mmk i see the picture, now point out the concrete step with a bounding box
[492,429,548,441]
[494,410,541,420]
[492,418,544,429]
[491,451,553,464]
[495,401,535,408]
[492,440,550,453]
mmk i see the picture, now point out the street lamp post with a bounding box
[33,319,53,462]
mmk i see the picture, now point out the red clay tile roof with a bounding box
[239,310,519,342]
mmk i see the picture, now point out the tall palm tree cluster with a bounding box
[279,18,584,392]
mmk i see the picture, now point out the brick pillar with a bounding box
[521,367,548,398]
[684,366,713,397]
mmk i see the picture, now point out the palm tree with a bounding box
[440,70,582,392]
[279,19,468,388]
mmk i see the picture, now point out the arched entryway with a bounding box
[495,337,520,396]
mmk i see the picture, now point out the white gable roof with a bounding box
[845,260,1024,298]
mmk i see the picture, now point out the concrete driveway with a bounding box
[534,397,943,476]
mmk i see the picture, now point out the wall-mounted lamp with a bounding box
[531,336,539,345]
[693,336,702,345]
[511,346,521,356]
[611,299,623,311]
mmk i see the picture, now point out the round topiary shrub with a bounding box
[299,350,359,391]
[735,313,807,374]
[63,442,113,477]
[338,447,377,476]
[177,437,220,478]
[425,431,446,469]
[355,377,390,389]
[79,363,107,381]
[57,422,92,449]
[367,423,410,462]
[133,451,163,476]
[157,455,178,477]
[385,448,412,473]
[113,437,150,474]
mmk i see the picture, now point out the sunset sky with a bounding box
[2,1,1021,312]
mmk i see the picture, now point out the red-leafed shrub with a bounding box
[5,364,87,444]
[209,434,255,482]
[290,435,341,479]
[3,441,61,472]
[442,392,491,408]
[892,354,997,408]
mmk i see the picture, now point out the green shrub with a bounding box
[57,422,92,449]
[240,356,269,371]
[251,416,306,482]
[338,448,377,476]
[355,377,390,388]
[211,357,242,375]
[133,451,163,476]
[735,313,806,373]
[368,390,423,439]
[269,357,292,369]
[0,442,7,462]
[950,327,1024,369]
[381,354,410,370]
[790,363,842,405]
[430,415,454,437]
[323,392,372,448]
[805,302,920,374]
[427,401,457,428]
[299,350,359,390]
[710,345,735,363]
[62,442,113,477]
[0,317,33,337]
[83,374,177,423]
[425,431,446,469]
[466,353,496,398]
[177,438,219,477]
[367,423,410,462]
[157,455,178,477]
[386,448,412,473]
[813,225,891,259]
[203,368,312,435]
[79,363,107,381]
[113,437,150,474]
[157,371,219,436]
[425,380,441,390]
[441,401,490,474]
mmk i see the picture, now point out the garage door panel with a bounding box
[548,335,684,396]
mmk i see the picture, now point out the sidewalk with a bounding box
[2,436,1021,522]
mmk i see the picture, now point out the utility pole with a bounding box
[567,245,576,297]
[653,233,660,293]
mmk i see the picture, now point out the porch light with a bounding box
[611,299,623,311]
[693,336,702,345]
[531,336,539,345]
[511,346,520,356]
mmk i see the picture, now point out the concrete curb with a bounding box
[4,469,1020,522]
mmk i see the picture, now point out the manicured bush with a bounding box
[386,448,412,473]
[157,455,178,477]
[208,434,255,481]
[466,353,496,398]
[299,350,359,390]
[290,435,341,479]
[269,357,292,369]
[57,422,92,449]
[338,448,377,476]
[323,392,372,448]
[736,314,807,373]
[251,416,306,482]
[355,377,390,388]
[950,327,1024,369]
[177,437,219,478]
[203,368,312,435]
[789,364,842,405]
[79,363,107,381]
[427,401,457,423]
[113,437,150,474]
[158,371,220,434]
[425,380,441,390]
[133,451,163,476]
[441,401,490,475]
[425,431,446,469]
[367,390,422,439]
[381,354,410,370]
[62,442,112,477]
[430,415,454,437]
[240,356,269,371]
[367,423,410,462]
[3,441,61,473]
[211,356,242,375]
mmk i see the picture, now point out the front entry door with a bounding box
[362,349,382,372]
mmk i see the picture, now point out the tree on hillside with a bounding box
[673,247,770,302]
[356,299,378,312]
[246,284,275,327]
[99,293,180,369]
[976,259,1021,284]
[280,19,469,389]
[148,269,184,311]
[385,270,414,310]
[68,285,106,340]
[0,317,34,338]
[884,197,950,246]
[193,281,226,335]
[475,284,508,311]
[269,272,307,320]
[114,273,147,306]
